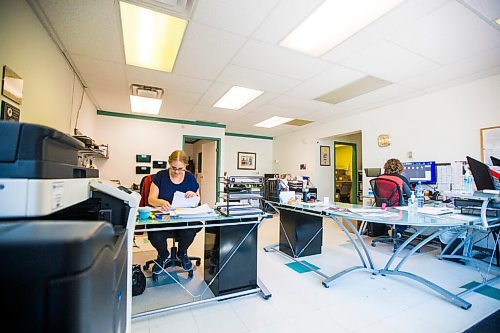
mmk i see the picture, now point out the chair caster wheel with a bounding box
[195,259,201,266]
[152,274,158,282]
[188,270,194,278]
[143,264,148,271]
[371,243,376,247]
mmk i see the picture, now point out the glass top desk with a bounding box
[133,212,272,319]
[266,201,499,310]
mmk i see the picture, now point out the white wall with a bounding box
[274,74,500,197]
[0,0,96,136]
[94,114,226,187]
[224,136,273,176]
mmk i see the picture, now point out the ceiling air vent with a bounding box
[124,0,198,19]
[131,84,164,99]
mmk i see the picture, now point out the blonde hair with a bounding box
[168,150,188,165]
[384,158,404,174]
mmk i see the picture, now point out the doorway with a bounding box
[183,136,221,207]
[334,142,358,204]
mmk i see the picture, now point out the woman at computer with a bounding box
[379,158,412,199]
[148,150,200,272]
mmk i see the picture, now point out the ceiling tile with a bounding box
[340,40,440,82]
[251,0,324,44]
[285,65,366,99]
[71,54,128,91]
[268,96,326,114]
[217,65,300,94]
[186,105,242,123]
[92,89,131,113]
[38,0,124,62]
[192,0,279,37]
[231,39,333,81]
[387,1,500,65]
[174,21,247,80]
[400,47,500,89]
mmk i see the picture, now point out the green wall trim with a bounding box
[225,132,273,140]
[97,110,226,128]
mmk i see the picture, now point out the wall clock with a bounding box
[377,134,391,147]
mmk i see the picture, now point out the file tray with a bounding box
[0,122,98,179]
[461,207,500,218]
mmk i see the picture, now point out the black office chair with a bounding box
[339,183,352,203]
[369,177,405,250]
[139,174,201,280]
[143,237,201,280]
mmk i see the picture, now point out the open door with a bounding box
[200,141,217,206]
[183,136,221,207]
[334,142,357,204]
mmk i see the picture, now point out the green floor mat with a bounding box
[460,281,500,301]
[285,260,320,273]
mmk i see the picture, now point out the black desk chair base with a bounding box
[371,225,402,251]
[144,245,201,281]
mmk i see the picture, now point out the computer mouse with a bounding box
[442,199,452,203]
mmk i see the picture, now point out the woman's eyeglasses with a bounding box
[171,167,185,172]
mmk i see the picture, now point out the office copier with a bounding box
[0,122,139,333]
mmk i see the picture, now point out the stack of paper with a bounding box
[171,204,216,218]
[171,191,200,208]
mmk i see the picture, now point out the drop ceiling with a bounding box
[28,0,500,137]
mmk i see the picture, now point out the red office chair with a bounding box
[139,174,201,280]
[369,177,405,250]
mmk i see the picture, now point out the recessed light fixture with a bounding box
[214,86,264,110]
[254,116,293,128]
[130,84,164,115]
[120,1,187,72]
[280,0,404,56]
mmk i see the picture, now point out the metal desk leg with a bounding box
[322,216,377,288]
[380,228,472,310]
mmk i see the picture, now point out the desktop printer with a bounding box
[0,122,139,333]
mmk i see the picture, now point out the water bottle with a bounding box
[415,181,424,208]
[408,191,418,218]
[462,170,473,195]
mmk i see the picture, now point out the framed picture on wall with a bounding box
[320,146,331,166]
[237,152,256,170]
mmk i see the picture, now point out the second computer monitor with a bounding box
[401,161,436,184]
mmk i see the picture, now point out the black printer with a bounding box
[0,122,139,333]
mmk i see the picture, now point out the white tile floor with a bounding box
[132,215,500,333]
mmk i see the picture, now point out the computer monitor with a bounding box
[491,156,500,167]
[466,156,495,191]
[401,161,436,184]
[364,168,381,177]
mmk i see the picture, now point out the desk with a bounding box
[132,213,271,318]
[267,201,499,310]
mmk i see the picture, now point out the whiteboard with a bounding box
[481,126,500,165]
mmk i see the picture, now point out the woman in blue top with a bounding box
[148,150,200,271]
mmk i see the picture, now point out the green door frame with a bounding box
[333,141,358,204]
[182,135,222,202]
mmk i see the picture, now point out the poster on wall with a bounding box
[320,146,330,166]
[237,152,256,170]
[2,66,23,105]
[1,100,20,121]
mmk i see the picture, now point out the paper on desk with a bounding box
[396,206,455,215]
[171,191,200,208]
[171,204,216,217]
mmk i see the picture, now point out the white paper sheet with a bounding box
[171,191,200,208]
[171,204,216,217]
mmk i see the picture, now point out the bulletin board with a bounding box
[480,126,500,165]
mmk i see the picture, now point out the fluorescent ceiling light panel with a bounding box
[254,116,293,128]
[315,76,391,105]
[280,0,404,56]
[214,86,264,110]
[120,1,187,72]
[496,18,500,25]
[130,95,163,115]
